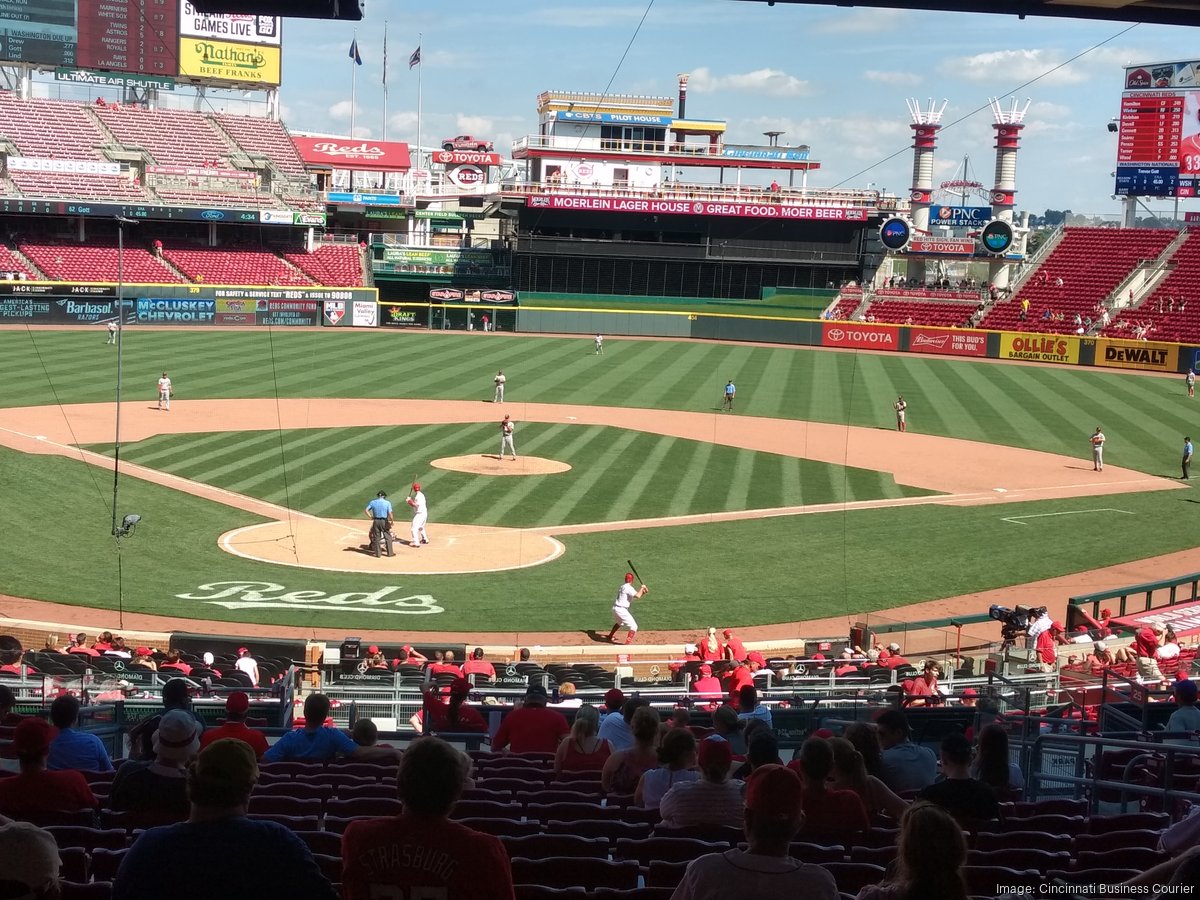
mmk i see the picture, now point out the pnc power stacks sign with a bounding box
[177,3,282,86]
[1000,333,1080,364]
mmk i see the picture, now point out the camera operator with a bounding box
[1024,608,1053,648]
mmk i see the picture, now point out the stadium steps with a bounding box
[154,252,191,283]
[9,245,46,280]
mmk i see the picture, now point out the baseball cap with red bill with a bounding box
[698,736,733,770]
[225,691,250,715]
[745,764,803,821]
[135,646,151,656]
[746,651,767,667]
[367,645,381,655]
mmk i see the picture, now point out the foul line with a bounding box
[1001,508,1136,526]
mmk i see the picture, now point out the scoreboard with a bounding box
[1115,60,1200,198]
[0,1,280,85]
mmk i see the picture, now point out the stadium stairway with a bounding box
[1108,229,1200,342]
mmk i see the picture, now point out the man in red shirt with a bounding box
[722,629,747,663]
[417,679,488,734]
[461,647,497,682]
[67,633,100,657]
[341,736,515,900]
[905,661,942,706]
[0,717,97,819]
[723,660,754,695]
[199,692,269,759]
[427,650,461,676]
[1034,623,1062,673]
[491,684,569,753]
[788,736,870,842]
[691,664,724,700]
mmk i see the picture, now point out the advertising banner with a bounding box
[323,301,346,326]
[431,150,501,167]
[215,297,265,313]
[429,288,464,301]
[147,165,256,180]
[259,209,292,224]
[178,38,281,85]
[720,146,810,161]
[214,311,256,326]
[293,137,411,172]
[9,157,121,176]
[327,192,406,206]
[1095,338,1178,371]
[55,68,176,91]
[383,248,492,271]
[447,165,487,188]
[558,111,673,126]
[1000,333,1080,364]
[382,306,422,328]
[414,209,485,220]
[351,300,378,327]
[179,4,282,46]
[293,212,326,226]
[928,206,992,227]
[137,298,216,324]
[908,328,988,357]
[526,194,867,221]
[906,239,976,256]
[821,322,900,350]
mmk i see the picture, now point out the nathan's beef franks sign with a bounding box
[527,194,868,221]
[908,328,988,357]
[291,136,412,171]
[821,322,899,350]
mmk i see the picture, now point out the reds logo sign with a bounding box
[449,165,486,188]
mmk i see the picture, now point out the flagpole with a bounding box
[350,30,357,139]
[382,21,388,141]
[416,32,423,171]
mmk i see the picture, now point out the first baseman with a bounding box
[493,370,506,403]
[1090,426,1105,471]
[606,571,649,644]
[406,482,429,548]
[157,372,172,411]
[500,415,516,460]
[894,394,907,432]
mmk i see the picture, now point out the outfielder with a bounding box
[595,334,604,355]
[157,372,172,411]
[493,370,506,403]
[106,321,117,345]
[499,415,517,460]
[406,482,429,547]
[1187,369,1195,398]
[606,572,649,644]
[894,394,907,432]
[1090,426,1105,471]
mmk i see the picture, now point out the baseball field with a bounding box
[0,326,1193,639]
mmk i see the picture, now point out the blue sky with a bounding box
[275,0,1200,216]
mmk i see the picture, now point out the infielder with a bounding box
[1187,369,1195,398]
[364,490,395,557]
[1090,426,1105,471]
[605,572,649,644]
[722,380,736,412]
[1185,436,1194,480]
[106,321,117,345]
[594,334,604,355]
[406,482,429,547]
[157,372,172,411]
[493,370,506,403]
[894,394,907,432]
[500,415,517,460]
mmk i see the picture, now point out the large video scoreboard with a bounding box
[1116,60,1200,198]
[0,1,281,85]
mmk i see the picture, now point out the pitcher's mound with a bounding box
[431,454,572,476]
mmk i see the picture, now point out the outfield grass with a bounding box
[0,327,1194,632]
[90,425,930,527]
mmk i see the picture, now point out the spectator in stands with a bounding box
[109,708,199,819]
[104,637,132,659]
[417,678,487,735]
[131,646,157,670]
[428,650,459,676]
[828,736,908,819]
[461,647,496,681]
[601,705,661,795]
[0,635,27,675]
[552,681,583,708]
[878,641,910,670]
[916,733,998,826]
[843,721,885,778]
[789,736,870,841]
[352,719,394,750]
[1116,627,1166,684]
[66,632,100,657]
[710,705,747,754]
[698,627,724,662]
[365,652,391,672]
[1157,625,1182,662]
[737,685,772,728]
[392,644,427,666]
[234,646,259,686]
[341,736,514,900]
[723,657,757,695]
[0,717,97,819]
[0,684,21,726]
[599,695,645,752]
[671,763,839,900]
[659,737,745,829]
[1084,641,1115,669]
[129,678,206,761]
[722,628,747,662]
[904,660,942,707]
[46,694,113,772]
[970,723,1023,799]
[691,664,724,700]
[491,684,569,754]
[264,693,400,763]
[636,726,698,809]
[113,738,336,900]
[875,710,936,793]
[855,801,969,900]
[1167,679,1200,737]
[199,691,268,758]
[0,820,62,900]
[554,703,610,776]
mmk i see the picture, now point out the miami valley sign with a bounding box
[177,581,443,615]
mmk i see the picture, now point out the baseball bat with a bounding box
[627,559,644,586]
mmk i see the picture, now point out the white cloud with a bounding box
[689,66,810,98]
[865,70,923,87]
[456,115,494,136]
[945,49,1088,86]
[812,8,906,33]
[327,100,361,121]
[351,125,372,139]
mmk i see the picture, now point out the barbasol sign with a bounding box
[930,206,992,227]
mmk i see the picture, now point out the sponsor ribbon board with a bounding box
[1000,333,1080,364]
[821,322,900,350]
[908,327,988,357]
[527,194,867,221]
[907,239,976,256]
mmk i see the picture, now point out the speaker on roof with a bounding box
[188,0,363,20]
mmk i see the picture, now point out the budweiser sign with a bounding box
[429,288,464,301]
[822,322,899,350]
[908,327,988,357]
[433,150,501,167]
[291,136,412,172]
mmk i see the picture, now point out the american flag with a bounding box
[409,45,421,69]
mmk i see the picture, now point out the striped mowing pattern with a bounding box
[92,425,931,528]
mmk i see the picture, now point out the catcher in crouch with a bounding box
[606,572,649,644]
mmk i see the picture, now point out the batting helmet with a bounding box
[412,482,421,491]
[625,573,635,583]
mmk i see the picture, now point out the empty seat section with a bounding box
[94,106,231,168]
[18,237,182,283]
[216,114,308,179]
[162,242,312,285]
[281,243,364,286]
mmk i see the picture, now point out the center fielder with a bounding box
[605,572,649,644]
[157,372,172,411]
[500,414,517,460]
[406,482,429,547]
[493,370,506,403]
[594,334,604,355]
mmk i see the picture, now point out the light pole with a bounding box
[110,216,134,536]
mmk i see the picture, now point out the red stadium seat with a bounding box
[820,862,887,894]
[502,834,610,860]
[57,847,89,883]
[88,847,128,882]
[614,836,729,865]
[510,857,639,890]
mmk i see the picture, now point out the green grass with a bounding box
[88,425,931,527]
[0,327,1195,631]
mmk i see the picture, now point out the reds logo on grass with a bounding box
[177,581,443,615]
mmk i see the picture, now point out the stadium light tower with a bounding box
[988,96,1031,290]
[906,98,947,284]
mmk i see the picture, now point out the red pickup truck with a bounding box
[441,134,494,152]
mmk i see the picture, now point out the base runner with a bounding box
[605,572,649,645]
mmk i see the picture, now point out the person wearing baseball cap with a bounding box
[0,717,96,819]
[671,764,838,900]
[109,708,200,818]
[659,737,745,829]
[0,820,64,900]
[491,684,569,753]
[416,678,487,735]
[605,570,649,645]
[364,489,396,557]
[691,664,723,701]
[113,738,337,900]
[199,691,269,759]
[406,482,429,548]
[721,628,747,663]
[234,646,260,687]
